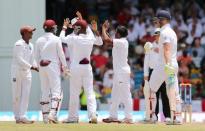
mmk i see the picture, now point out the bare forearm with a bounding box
[102,28,112,44]
[164,43,171,64]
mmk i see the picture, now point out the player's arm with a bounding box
[164,43,171,64]
[15,44,32,70]
[91,20,103,46]
[102,20,113,45]
[60,18,74,45]
[143,53,149,81]
[57,39,68,68]
[30,44,39,72]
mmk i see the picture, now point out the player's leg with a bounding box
[143,80,151,121]
[39,68,50,123]
[119,73,133,123]
[18,76,34,123]
[82,68,97,123]
[103,74,121,123]
[12,73,22,122]
[47,65,62,123]
[160,82,171,120]
[155,88,160,120]
[149,67,165,122]
[65,68,82,123]
[166,75,182,124]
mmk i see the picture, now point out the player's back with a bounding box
[112,38,130,74]
[70,34,95,67]
[36,33,61,64]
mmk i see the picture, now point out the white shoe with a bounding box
[16,118,34,124]
[48,115,58,124]
[166,119,182,125]
[89,114,98,124]
[165,117,171,123]
[120,118,134,124]
[62,118,79,124]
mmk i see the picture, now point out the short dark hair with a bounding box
[116,25,128,38]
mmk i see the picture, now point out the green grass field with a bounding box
[0,122,205,131]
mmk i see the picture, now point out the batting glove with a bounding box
[144,42,153,53]
[164,63,175,87]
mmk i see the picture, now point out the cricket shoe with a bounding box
[166,120,182,125]
[62,118,79,124]
[89,114,98,124]
[119,118,134,124]
[16,118,34,124]
[140,119,157,124]
[102,117,121,123]
[48,115,58,124]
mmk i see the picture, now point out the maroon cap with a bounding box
[73,19,88,29]
[43,19,56,29]
[20,26,36,35]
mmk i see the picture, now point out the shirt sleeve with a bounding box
[60,30,74,45]
[56,38,67,68]
[86,26,95,39]
[94,36,103,46]
[14,44,32,69]
[34,40,41,67]
[30,44,37,67]
[144,53,150,77]
[160,32,172,45]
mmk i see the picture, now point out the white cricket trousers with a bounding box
[12,70,31,120]
[39,63,62,102]
[39,63,62,117]
[149,65,181,121]
[68,65,96,121]
[109,73,133,119]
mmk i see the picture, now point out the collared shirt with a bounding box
[11,39,35,75]
[112,38,131,74]
[60,27,103,68]
[35,33,67,67]
[158,24,178,68]
[144,42,159,76]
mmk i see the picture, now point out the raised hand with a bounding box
[102,20,109,31]
[91,20,98,32]
[76,11,83,20]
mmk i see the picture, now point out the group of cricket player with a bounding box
[11,10,182,125]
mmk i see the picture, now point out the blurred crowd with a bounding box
[47,0,205,104]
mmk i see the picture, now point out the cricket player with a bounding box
[35,19,69,123]
[60,16,103,123]
[143,28,170,123]
[102,21,133,124]
[146,10,182,125]
[11,26,38,124]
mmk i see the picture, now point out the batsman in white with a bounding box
[11,26,38,124]
[35,20,69,123]
[60,12,103,123]
[147,10,182,125]
[143,28,170,123]
[102,21,133,124]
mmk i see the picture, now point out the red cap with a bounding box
[20,26,36,35]
[73,19,88,29]
[43,19,56,29]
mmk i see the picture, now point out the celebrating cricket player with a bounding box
[102,21,133,124]
[60,11,103,124]
[35,19,69,123]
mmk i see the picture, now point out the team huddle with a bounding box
[11,10,182,125]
